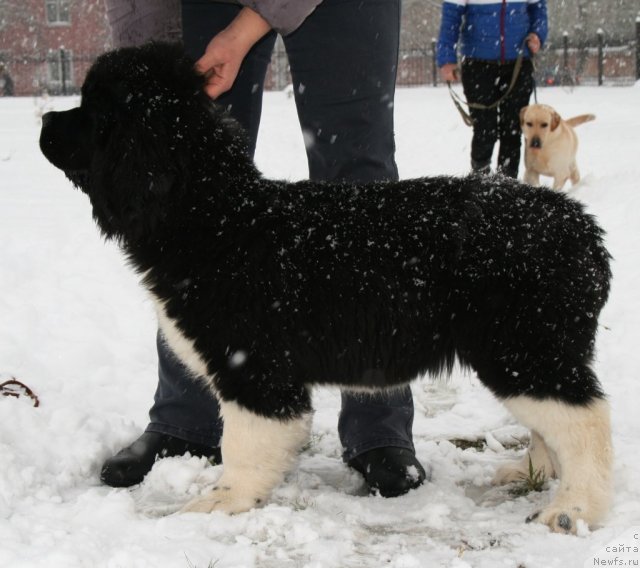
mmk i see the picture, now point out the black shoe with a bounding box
[100,431,221,488]
[348,447,429,498]
[497,165,518,179]
[471,159,491,175]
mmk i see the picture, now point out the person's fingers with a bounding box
[440,65,458,83]
[195,45,243,99]
[206,76,231,99]
[195,52,219,76]
[195,59,209,75]
[527,33,541,54]
[202,62,241,99]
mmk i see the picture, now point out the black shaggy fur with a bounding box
[40,43,611,423]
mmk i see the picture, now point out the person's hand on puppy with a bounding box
[196,7,271,98]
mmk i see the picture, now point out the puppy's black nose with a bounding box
[530,137,541,149]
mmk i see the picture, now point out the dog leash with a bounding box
[1,378,40,407]
[447,37,533,126]
[531,62,538,104]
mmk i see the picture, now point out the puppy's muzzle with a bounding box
[41,111,54,128]
[530,136,542,149]
[40,108,93,172]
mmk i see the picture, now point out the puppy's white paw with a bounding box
[527,505,583,534]
[526,494,606,534]
[181,485,265,515]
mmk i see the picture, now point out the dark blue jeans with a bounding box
[147,0,415,462]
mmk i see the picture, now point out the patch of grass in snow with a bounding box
[449,438,487,451]
[508,456,547,497]
[185,555,219,568]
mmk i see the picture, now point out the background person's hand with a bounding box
[439,63,458,83]
[196,7,271,98]
[526,32,541,54]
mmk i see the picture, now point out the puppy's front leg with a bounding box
[552,177,569,191]
[523,167,540,187]
[504,396,612,533]
[182,399,312,514]
[569,163,581,186]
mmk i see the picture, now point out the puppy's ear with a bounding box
[87,107,185,241]
[520,106,528,126]
[110,80,133,105]
[551,111,561,131]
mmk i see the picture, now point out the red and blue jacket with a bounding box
[436,0,548,66]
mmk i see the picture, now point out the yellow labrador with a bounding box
[520,104,595,190]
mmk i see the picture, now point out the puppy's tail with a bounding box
[566,114,596,127]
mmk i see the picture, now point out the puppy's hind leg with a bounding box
[552,175,570,190]
[182,394,312,514]
[503,393,612,533]
[492,430,558,485]
[569,162,581,186]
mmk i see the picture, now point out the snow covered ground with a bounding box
[1,84,639,568]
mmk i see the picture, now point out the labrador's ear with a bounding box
[519,106,529,126]
[551,111,561,131]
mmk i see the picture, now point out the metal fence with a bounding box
[392,42,637,89]
[531,34,637,87]
[2,33,639,97]
[267,29,640,90]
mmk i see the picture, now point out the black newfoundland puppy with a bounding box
[40,43,612,533]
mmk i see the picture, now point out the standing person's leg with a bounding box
[102,0,222,487]
[147,0,276,437]
[461,59,500,174]
[283,0,426,497]
[105,0,182,46]
[496,59,534,178]
[148,332,222,447]
[101,0,276,487]
[284,1,399,183]
[337,389,423,497]
[181,0,277,155]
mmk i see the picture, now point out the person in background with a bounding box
[437,0,548,177]
[0,63,14,96]
[101,0,428,499]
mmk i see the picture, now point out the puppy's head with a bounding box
[40,42,248,242]
[520,104,561,151]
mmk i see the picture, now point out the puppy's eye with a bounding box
[526,122,533,127]
[541,123,548,128]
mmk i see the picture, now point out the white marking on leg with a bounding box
[152,296,210,379]
[182,400,312,514]
[503,396,612,532]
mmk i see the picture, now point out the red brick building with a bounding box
[0,0,110,95]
